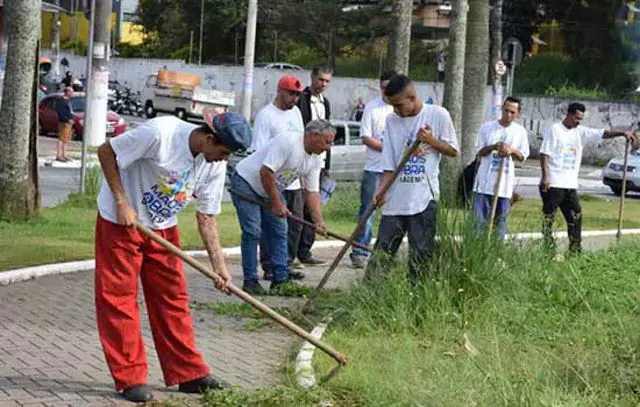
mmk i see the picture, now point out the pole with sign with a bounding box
[502,37,523,97]
[492,59,506,119]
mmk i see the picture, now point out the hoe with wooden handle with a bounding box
[135,222,348,379]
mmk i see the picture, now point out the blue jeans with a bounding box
[351,170,382,259]
[231,173,289,284]
[472,193,511,241]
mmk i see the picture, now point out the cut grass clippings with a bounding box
[3,182,640,270]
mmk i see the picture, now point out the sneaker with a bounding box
[263,269,274,281]
[290,260,305,270]
[122,384,153,403]
[300,257,327,267]
[350,256,366,269]
[179,375,232,394]
[242,280,266,295]
[288,270,306,280]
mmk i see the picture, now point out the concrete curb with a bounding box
[2,229,640,287]
[0,240,348,286]
[295,321,329,390]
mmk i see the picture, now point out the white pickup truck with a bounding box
[141,74,235,120]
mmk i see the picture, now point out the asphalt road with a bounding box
[39,114,636,208]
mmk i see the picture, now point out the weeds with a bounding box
[297,206,640,406]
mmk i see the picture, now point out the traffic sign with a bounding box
[502,37,523,67]
[494,60,507,76]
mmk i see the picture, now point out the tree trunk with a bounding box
[440,0,468,206]
[0,0,41,219]
[461,0,490,166]
[490,0,503,120]
[386,0,413,74]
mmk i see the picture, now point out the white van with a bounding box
[140,74,235,120]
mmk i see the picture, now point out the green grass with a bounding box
[196,214,640,406]
[2,181,640,270]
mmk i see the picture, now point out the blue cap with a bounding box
[203,109,252,152]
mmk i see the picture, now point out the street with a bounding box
[38,114,207,208]
[38,114,636,208]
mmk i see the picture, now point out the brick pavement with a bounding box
[0,249,361,406]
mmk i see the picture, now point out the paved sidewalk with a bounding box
[0,249,361,406]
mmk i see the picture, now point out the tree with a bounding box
[386,0,413,74]
[136,0,246,62]
[461,0,490,166]
[260,0,381,68]
[440,0,468,205]
[0,0,41,219]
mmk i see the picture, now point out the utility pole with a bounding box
[80,0,96,193]
[53,0,61,76]
[83,0,111,149]
[199,0,204,65]
[490,0,504,119]
[189,30,194,64]
[241,0,258,121]
[273,31,278,62]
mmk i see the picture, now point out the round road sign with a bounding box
[494,60,507,76]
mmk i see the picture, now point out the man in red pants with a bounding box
[95,108,251,402]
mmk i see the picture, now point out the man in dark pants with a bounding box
[366,75,459,281]
[294,63,333,266]
[539,102,634,253]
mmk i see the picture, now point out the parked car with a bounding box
[602,149,640,195]
[255,62,303,70]
[38,92,127,141]
[330,120,366,181]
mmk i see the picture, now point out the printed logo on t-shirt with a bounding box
[275,168,299,190]
[562,144,578,170]
[490,130,510,172]
[142,169,193,224]
[490,152,511,173]
[399,135,429,183]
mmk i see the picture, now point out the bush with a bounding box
[515,53,636,99]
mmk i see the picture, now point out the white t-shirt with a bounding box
[310,94,326,121]
[310,93,328,166]
[235,132,324,197]
[360,96,394,173]
[473,121,530,199]
[251,103,304,190]
[381,105,459,216]
[97,116,226,229]
[540,122,604,189]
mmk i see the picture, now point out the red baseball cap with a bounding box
[278,74,303,93]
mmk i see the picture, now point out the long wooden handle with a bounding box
[300,139,423,314]
[229,188,371,253]
[488,157,506,234]
[135,222,347,365]
[617,139,631,241]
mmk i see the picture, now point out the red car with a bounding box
[39,92,127,140]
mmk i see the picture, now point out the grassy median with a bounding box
[192,232,640,406]
[2,180,640,270]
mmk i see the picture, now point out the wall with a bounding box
[49,52,640,161]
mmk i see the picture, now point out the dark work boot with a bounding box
[122,384,153,403]
[179,375,232,394]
